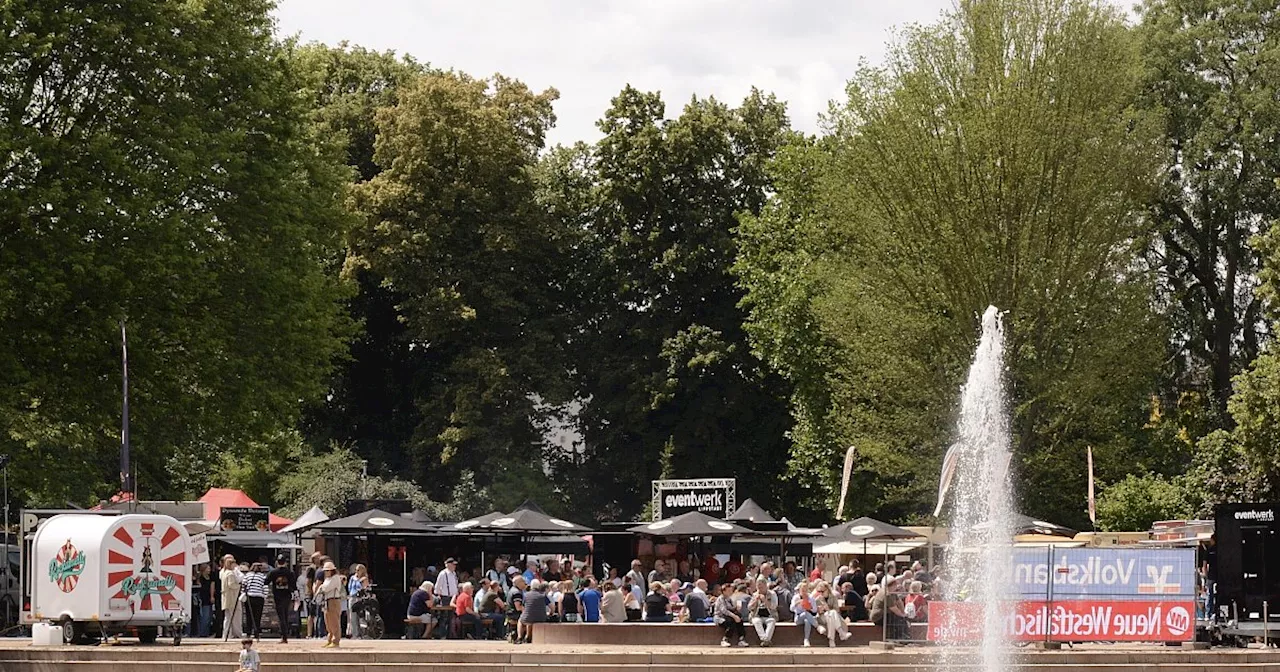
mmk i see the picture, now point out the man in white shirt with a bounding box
[434,558,461,605]
[625,559,646,591]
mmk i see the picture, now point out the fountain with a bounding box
[940,306,1016,672]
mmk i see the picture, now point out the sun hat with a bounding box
[322,561,337,572]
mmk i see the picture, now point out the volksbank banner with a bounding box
[654,480,734,520]
[1011,548,1196,598]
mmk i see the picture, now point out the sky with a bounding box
[273,0,957,147]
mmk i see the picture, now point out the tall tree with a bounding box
[346,72,572,499]
[289,43,432,478]
[1140,0,1280,422]
[544,88,798,520]
[0,0,353,505]
[737,0,1167,526]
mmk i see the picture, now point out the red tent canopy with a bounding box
[198,488,292,532]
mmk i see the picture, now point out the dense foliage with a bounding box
[5,0,1279,530]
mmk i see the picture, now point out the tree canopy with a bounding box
[6,0,1280,530]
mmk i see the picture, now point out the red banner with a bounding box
[928,600,1195,643]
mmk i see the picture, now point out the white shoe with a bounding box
[803,640,811,647]
[829,640,837,648]
[721,639,731,647]
[737,640,749,647]
[840,631,852,641]
[816,625,826,635]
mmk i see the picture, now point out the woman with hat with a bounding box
[317,560,345,648]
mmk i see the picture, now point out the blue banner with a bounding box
[1010,547,1196,599]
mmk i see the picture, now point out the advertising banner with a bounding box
[928,600,1195,643]
[217,506,270,532]
[1011,547,1196,599]
[653,480,735,520]
[189,532,210,565]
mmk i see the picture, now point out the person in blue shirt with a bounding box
[522,558,537,585]
[578,578,602,623]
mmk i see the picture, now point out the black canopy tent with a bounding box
[820,516,923,642]
[311,509,438,637]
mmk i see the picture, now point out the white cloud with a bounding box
[272,0,955,146]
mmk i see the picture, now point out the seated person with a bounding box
[684,579,712,622]
[406,581,436,638]
[644,582,673,623]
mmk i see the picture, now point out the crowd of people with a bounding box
[193,550,941,648]
[400,554,943,647]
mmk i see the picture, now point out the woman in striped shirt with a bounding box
[242,563,268,639]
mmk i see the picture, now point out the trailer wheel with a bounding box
[137,627,158,644]
[59,618,81,645]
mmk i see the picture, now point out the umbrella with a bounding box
[973,513,1077,538]
[727,498,776,523]
[820,516,920,541]
[487,500,591,533]
[449,511,506,531]
[628,511,750,536]
[312,508,434,534]
[279,505,330,535]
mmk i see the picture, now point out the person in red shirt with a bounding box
[809,559,826,582]
[703,555,722,585]
[454,582,482,639]
[724,555,745,583]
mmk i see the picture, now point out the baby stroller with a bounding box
[350,589,386,640]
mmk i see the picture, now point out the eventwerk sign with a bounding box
[1010,548,1196,598]
[653,479,735,520]
[928,600,1195,643]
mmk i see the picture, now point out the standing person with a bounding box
[434,558,460,636]
[318,561,345,648]
[714,583,747,647]
[295,567,311,640]
[189,565,206,638]
[220,555,245,640]
[486,558,511,594]
[809,560,826,583]
[559,580,579,623]
[346,564,369,639]
[647,559,666,586]
[517,579,547,644]
[748,579,778,647]
[242,562,267,640]
[265,555,297,643]
[305,553,322,639]
[606,566,622,588]
[724,555,746,584]
[790,582,819,647]
[578,578,601,623]
[625,559,646,590]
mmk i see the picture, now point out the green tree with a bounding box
[0,0,352,506]
[544,88,798,520]
[1096,473,1190,531]
[737,0,1167,526]
[347,71,571,495]
[1139,0,1280,423]
[274,444,492,520]
[288,43,433,479]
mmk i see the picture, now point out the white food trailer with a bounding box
[29,513,191,645]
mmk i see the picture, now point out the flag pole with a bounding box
[120,320,134,507]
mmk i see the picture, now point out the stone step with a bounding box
[5,660,1280,672]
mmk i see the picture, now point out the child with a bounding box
[238,638,260,672]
